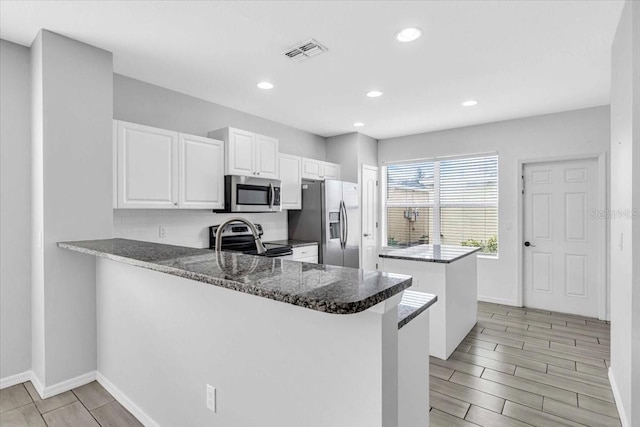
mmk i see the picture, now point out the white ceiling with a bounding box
[0,1,624,140]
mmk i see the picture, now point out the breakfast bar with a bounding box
[59,238,435,427]
[379,244,480,359]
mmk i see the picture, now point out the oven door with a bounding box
[225,175,282,213]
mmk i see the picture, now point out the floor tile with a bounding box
[449,371,544,410]
[91,401,143,427]
[72,381,114,410]
[430,356,485,377]
[575,363,609,378]
[464,405,532,427]
[495,344,576,369]
[0,402,46,427]
[467,329,524,349]
[481,326,550,348]
[462,337,497,351]
[0,384,32,414]
[482,368,577,406]
[468,345,547,373]
[546,364,611,388]
[34,391,77,414]
[502,401,584,427]
[430,408,479,426]
[543,397,621,427]
[451,350,517,375]
[515,366,614,402]
[430,376,505,413]
[430,364,454,380]
[22,382,41,402]
[578,394,620,419]
[522,343,607,368]
[430,390,470,419]
[42,401,100,427]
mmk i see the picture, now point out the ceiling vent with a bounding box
[283,39,328,63]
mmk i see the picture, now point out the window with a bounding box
[384,154,498,255]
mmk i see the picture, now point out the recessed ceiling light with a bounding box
[353,122,365,127]
[366,90,384,98]
[462,99,479,107]
[257,81,274,90]
[396,27,423,42]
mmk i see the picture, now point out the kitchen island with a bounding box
[379,244,480,360]
[59,238,435,427]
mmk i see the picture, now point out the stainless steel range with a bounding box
[209,222,293,258]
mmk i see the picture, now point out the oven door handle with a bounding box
[268,183,275,210]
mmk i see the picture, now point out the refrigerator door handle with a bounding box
[339,200,346,249]
[342,200,349,248]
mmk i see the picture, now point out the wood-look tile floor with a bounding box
[0,380,142,427]
[429,301,620,427]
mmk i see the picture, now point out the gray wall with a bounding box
[379,106,611,308]
[326,133,359,183]
[114,74,326,160]
[609,1,640,425]
[0,39,32,380]
[32,30,114,387]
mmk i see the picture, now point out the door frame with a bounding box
[360,164,379,269]
[516,152,608,320]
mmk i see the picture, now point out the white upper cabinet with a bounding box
[279,153,302,210]
[115,120,224,209]
[322,162,341,180]
[208,127,279,179]
[301,157,341,180]
[116,121,179,209]
[178,134,224,209]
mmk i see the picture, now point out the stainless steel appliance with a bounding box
[209,222,293,258]
[215,175,282,213]
[288,179,359,267]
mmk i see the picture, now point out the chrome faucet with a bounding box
[215,217,267,255]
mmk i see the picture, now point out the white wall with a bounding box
[0,39,32,380]
[31,30,114,387]
[379,106,610,307]
[609,1,639,425]
[114,210,288,248]
[97,258,399,427]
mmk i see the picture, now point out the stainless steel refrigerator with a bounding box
[288,179,360,268]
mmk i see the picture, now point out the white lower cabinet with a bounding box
[292,245,318,263]
[115,120,224,209]
[279,153,302,210]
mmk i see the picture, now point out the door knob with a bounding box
[363,233,370,237]
[524,241,535,247]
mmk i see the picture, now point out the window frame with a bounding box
[382,153,499,257]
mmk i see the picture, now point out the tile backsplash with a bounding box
[113,210,289,248]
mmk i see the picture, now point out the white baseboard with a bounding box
[96,372,159,427]
[0,370,32,389]
[608,367,629,427]
[477,295,519,307]
[40,370,96,399]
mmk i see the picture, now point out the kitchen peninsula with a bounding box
[59,238,436,427]
[379,244,480,360]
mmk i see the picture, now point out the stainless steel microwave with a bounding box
[214,175,282,213]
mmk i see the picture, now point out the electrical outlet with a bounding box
[206,384,216,412]
[159,226,167,238]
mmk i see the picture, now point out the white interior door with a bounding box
[361,165,379,271]
[523,159,602,317]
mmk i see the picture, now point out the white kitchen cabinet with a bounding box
[322,162,341,180]
[292,244,318,263]
[279,153,302,210]
[301,157,341,180]
[115,120,225,209]
[116,121,179,209]
[178,134,224,209]
[208,127,279,179]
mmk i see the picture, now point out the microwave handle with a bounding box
[269,183,274,210]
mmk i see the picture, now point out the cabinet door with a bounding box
[255,134,279,179]
[117,121,178,209]
[178,134,224,209]
[227,128,255,176]
[322,162,341,180]
[279,153,302,210]
[301,158,323,180]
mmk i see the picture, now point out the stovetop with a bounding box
[208,222,292,257]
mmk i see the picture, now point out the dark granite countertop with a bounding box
[379,244,481,263]
[397,291,438,330]
[264,239,318,248]
[58,238,412,315]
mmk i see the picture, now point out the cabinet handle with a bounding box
[256,172,260,176]
[174,202,178,206]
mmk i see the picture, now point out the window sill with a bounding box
[478,254,499,260]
